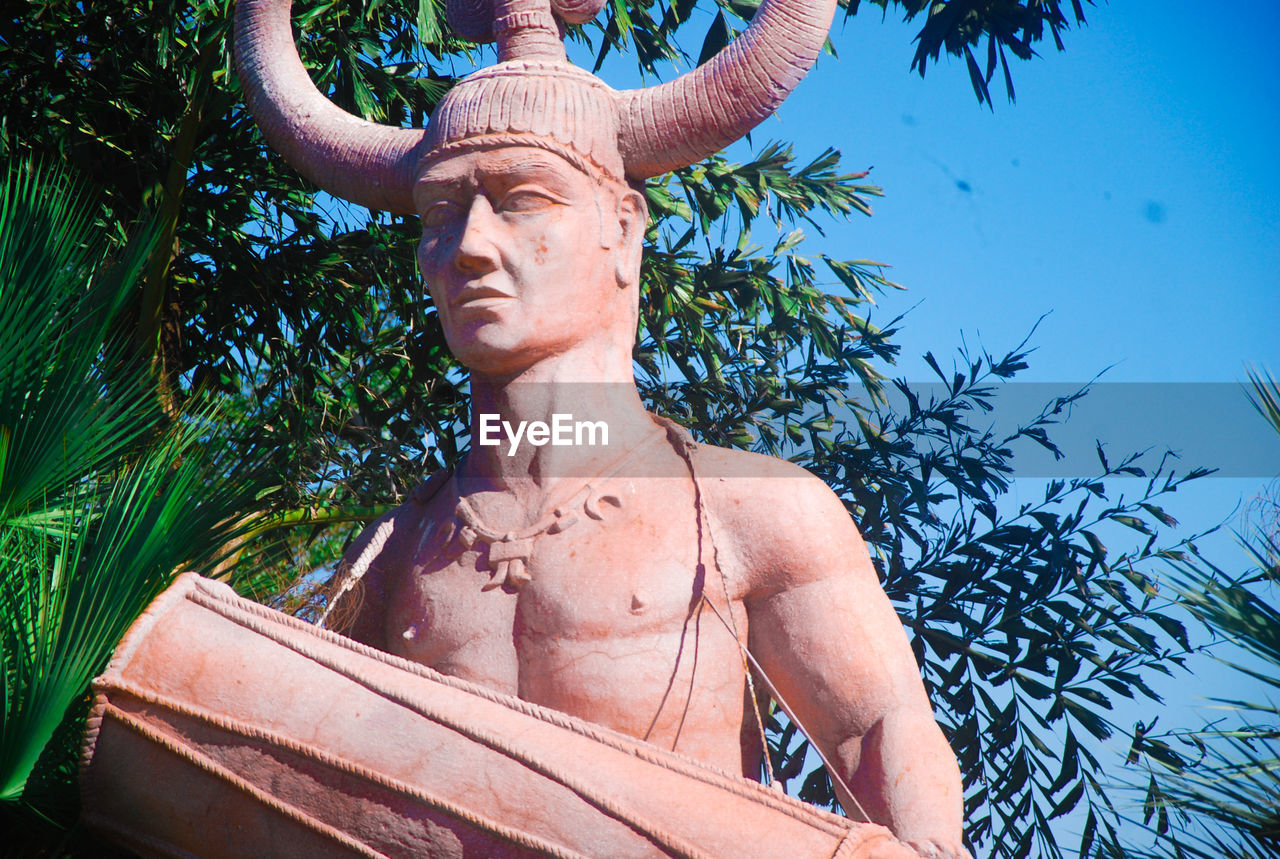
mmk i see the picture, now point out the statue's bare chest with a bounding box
[382,477,713,677]
[376,476,752,763]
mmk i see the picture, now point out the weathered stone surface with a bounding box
[82,0,970,854]
[82,574,914,858]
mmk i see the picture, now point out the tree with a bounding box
[1118,370,1280,858]
[4,2,1227,856]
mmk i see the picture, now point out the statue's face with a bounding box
[414,146,642,377]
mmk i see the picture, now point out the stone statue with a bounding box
[239,0,966,849]
[80,0,967,855]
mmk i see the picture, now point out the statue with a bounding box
[79,0,968,855]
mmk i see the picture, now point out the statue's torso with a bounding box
[362,459,763,778]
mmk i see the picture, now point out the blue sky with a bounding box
[782,1,1277,387]
[769,2,1279,580]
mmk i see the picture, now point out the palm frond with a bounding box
[0,160,162,521]
[0,158,270,813]
[1245,366,1280,437]
[1125,375,1280,856]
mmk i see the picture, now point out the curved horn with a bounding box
[615,0,838,179]
[234,0,431,214]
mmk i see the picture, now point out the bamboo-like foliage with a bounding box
[1246,368,1280,439]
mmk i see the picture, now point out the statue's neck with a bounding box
[463,349,655,495]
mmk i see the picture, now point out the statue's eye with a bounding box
[498,187,560,213]
[421,200,463,228]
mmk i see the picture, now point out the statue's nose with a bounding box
[454,196,501,276]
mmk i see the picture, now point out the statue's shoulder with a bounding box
[687,443,865,594]
[345,470,452,563]
[686,441,808,477]
[406,468,454,509]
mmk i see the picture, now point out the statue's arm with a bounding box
[735,471,967,857]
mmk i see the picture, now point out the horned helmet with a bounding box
[234,0,838,213]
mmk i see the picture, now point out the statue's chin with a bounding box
[445,331,553,379]
[443,311,626,380]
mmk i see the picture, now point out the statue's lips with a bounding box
[452,287,515,311]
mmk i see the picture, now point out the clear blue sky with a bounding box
[782,0,1278,387]
[769,1,1280,570]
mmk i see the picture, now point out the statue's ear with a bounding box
[613,187,647,289]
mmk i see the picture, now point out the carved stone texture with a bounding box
[80,574,916,858]
[231,0,840,212]
[79,0,973,853]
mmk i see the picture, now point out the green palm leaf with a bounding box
[1133,568,1280,858]
[0,158,269,818]
[0,161,161,520]
[1246,366,1280,438]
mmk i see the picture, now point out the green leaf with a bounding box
[697,11,732,67]
[417,0,442,45]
